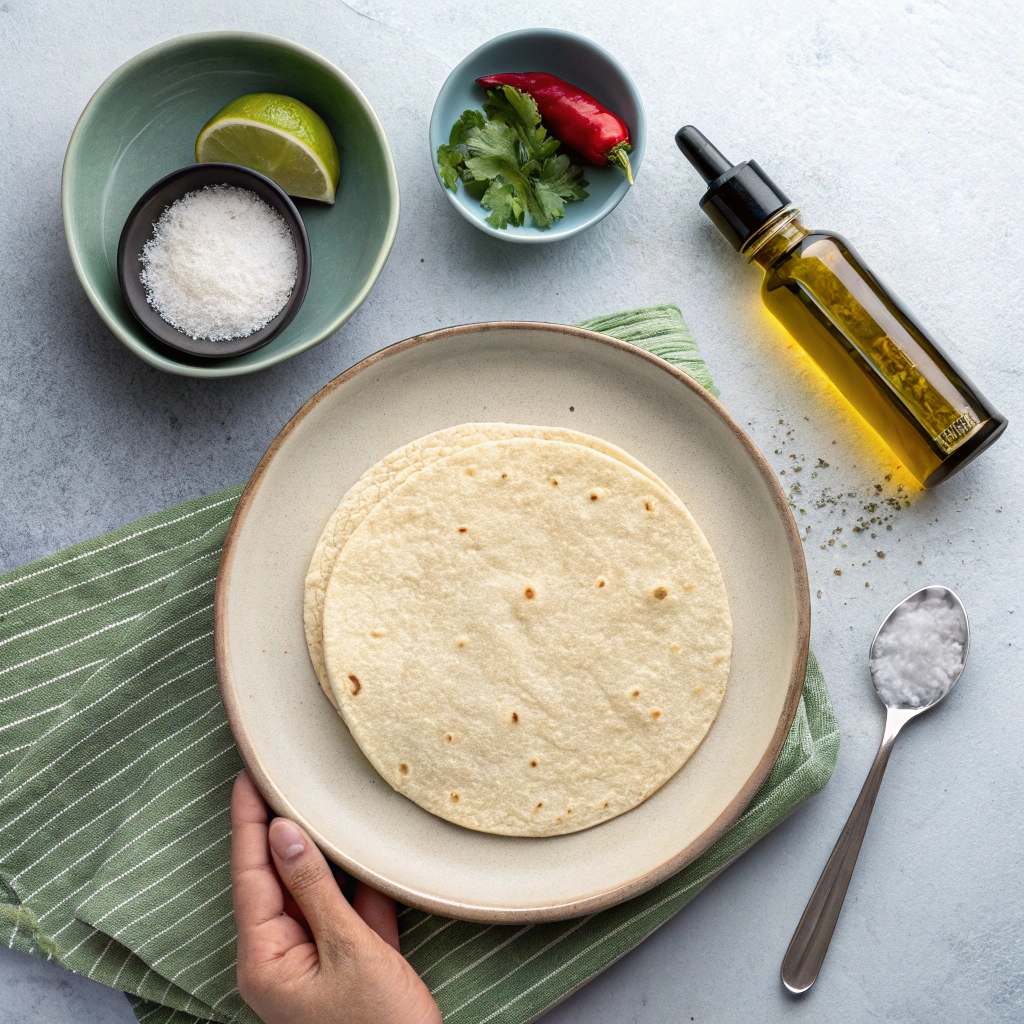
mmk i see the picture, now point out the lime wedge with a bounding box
[196,94,341,203]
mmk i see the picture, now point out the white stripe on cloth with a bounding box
[445,916,594,1019]
[2,664,217,853]
[167,934,236,984]
[429,926,532,995]
[20,743,232,895]
[53,861,225,946]
[133,883,234,952]
[0,619,216,817]
[192,956,237,999]
[56,824,232,956]
[0,660,106,707]
[0,493,238,593]
[0,740,36,759]
[402,917,456,957]
[400,911,442,939]
[85,815,233,926]
[87,934,115,978]
[0,579,213,709]
[32,724,232,916]
[0,515,233,619]
[151,908,235,967]
[418,925,495,978]
[472,873,719,1024]
[0,696,75,736]
[0,611,146,681]
[0,549,219,651]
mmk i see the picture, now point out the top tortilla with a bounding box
[321,437,732,837]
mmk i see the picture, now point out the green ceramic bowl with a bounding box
[63,32,400,377]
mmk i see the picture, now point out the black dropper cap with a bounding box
[675,126,791,251]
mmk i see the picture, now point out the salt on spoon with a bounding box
[781,586,969,995]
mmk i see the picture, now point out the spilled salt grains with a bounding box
[140,186,297,341]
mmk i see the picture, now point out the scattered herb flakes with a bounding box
[437,85,588,230]
[769,413,925,588]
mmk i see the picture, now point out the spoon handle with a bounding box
[781,707,915,994]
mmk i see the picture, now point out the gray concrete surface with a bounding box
[1,0,1022,1021]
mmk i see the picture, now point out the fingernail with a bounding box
[270,819,306,861]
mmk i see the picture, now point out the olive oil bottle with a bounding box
[676,126,1006,487]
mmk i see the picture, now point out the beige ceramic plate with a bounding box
[215,323,809,923]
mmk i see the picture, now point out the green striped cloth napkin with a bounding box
[0,304,838,1024]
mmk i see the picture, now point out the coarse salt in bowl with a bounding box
[141,186,298,343]
[118,163,311,360]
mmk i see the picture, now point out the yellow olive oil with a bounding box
[676,127,1005,487]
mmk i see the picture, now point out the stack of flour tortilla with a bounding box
[304,424,732,837]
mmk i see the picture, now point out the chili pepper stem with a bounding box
[608,146,634,185]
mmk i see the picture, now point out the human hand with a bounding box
[231,771,441,1024]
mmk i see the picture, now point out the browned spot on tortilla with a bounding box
[457,637,468,648]
[529,759,538,767]
[651,709,661,719]
[590,492,599,501]
[501,473,508,479]
[348,674,361,694]
[597,578,606,588]
[653,586,668,600]
[534,802,543,811]
[684,581,696,591]
[511,712,519,723]
[693,685,705,694]
[398,763,409,775]
[551,478,559,486]
[458,526,468,533]
[450,792,459,802]
[524,587,535,599]
[444,733,453,742]
[631,689,640,698]
[603,801,609,808]
[566,808,572,814]
[465,468,475,476]
[645,500,653,511]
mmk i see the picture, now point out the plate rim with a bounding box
[215,321,810,922]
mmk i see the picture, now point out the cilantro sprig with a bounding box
[437,86,588,230]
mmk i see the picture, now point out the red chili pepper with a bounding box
[475,72,634,184]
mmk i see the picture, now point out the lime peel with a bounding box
[195,94,340,204]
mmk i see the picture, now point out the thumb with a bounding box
[268,817,363,957]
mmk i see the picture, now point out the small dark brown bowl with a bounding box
[117,163,311,359]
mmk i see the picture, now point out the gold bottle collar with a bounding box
[741,205,800,261]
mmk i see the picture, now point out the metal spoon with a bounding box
[781,585,969,995]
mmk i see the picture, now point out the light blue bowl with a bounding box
[429,29,646,243]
